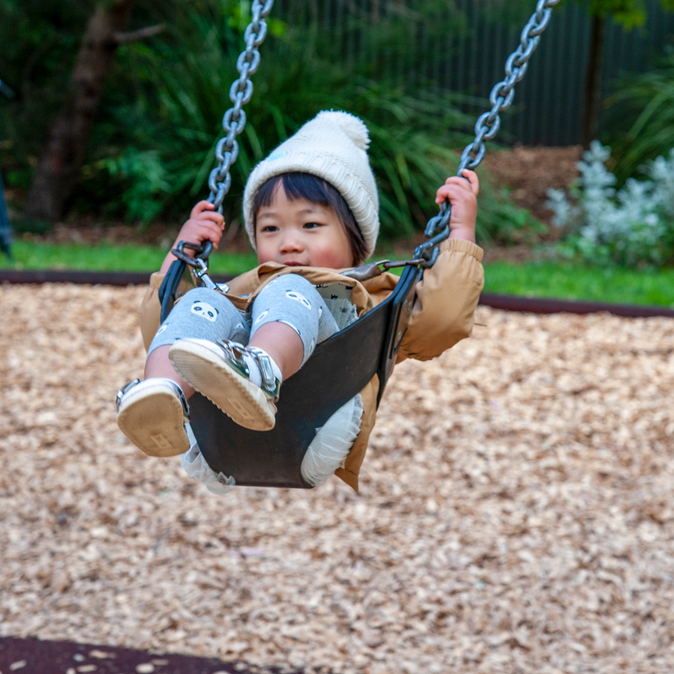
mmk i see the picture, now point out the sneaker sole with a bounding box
[117,385,190,457]
[169,341,276,432]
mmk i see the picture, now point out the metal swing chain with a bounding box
[207,0,275,212]
[415,0,561,268]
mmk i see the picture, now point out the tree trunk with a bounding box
[24,0,134,222]
[581,13,606,150]
[371,0,380,24]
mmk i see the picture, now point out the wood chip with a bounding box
[1,285,674,673]
[89,650,115,659]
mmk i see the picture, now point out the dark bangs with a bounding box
[253,172,368,265]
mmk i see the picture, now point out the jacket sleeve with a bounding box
[139,271,195,352]
[396,238,483,362]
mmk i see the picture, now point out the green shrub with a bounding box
[604,46,674,185]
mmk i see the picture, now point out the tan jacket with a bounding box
[139,237,484,491]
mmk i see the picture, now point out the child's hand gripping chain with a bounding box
[159,201,225,274]
[435,169,480,244]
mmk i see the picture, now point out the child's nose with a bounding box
[279,233,304,253]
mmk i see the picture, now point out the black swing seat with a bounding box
[185,264,420,488]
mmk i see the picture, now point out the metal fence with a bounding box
[274,0,674,146]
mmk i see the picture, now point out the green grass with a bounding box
[3,241,674,307]
[0,240,257,276]
[483,261,674,308]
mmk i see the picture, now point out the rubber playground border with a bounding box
[2,268,674,318]
[0,636,301,674]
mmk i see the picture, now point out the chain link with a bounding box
[416,0,561,266]
[206,0,274,212]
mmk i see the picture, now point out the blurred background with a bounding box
[1,0,674,301]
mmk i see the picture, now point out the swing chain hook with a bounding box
[171,241,229,292]
[417,0,560,268]
[206,0,275,213]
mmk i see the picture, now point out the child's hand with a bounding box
[435,169,479,243]
[172,200,225,254]
[159,201,225,274]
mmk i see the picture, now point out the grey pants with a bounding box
[148,274,339,367]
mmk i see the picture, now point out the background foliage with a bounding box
[3,0,672,252]
[603,46,674,184]
[0,0,542,244]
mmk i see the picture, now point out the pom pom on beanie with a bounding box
[323,110,370,151]
[243,111,379,259]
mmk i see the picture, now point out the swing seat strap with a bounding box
[158,258,187,323]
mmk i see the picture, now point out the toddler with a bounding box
[116,111,483,489]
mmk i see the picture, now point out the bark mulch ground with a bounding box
[2,284,674,673]
[483,146,582,227]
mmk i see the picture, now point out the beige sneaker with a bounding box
[169,338,280,432]
[116,378,191,456]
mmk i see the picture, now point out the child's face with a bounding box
[255,186,354,269]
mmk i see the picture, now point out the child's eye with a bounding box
[260,225,279,233]
[303,222,321,229]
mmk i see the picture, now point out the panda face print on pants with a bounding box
[285,290,311,309]
[191,300,219,322]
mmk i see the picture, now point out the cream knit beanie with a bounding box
[243,111,380,258]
